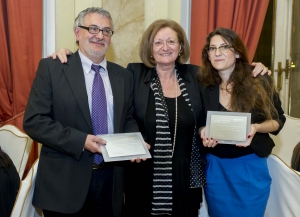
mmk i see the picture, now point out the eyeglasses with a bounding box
[78,25,114,37]
[206,45,232,54]
[153,40,178,47]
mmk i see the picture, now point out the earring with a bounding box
[178,53,181,56]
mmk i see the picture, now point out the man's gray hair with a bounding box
[74,7,114,30]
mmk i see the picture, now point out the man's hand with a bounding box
[84,134,106,154]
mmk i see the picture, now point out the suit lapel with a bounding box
[107,62,124,133]
[62,52,93,132]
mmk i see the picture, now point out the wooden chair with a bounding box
[0,125,33,178]
[198,191,209,217]
[10,159,43,217]
[264,154,300,217]
[270,114,300,166]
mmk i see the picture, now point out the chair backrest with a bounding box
[0,124,33,179]
[10,159,43,217]
[198,191,209,217]
[270,114,300,166]
[264,154,300,217]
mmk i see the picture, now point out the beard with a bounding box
[87,46,108,57]
[81,37,109,59]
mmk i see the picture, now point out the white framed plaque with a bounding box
[98,132,151,162]
[205,111,251,145]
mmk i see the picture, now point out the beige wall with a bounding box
[144,0,182,28]
[103,0,144,66]
[56,0,182,67]
[56,0,103,54]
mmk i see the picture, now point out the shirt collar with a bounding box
[78,50,108,74]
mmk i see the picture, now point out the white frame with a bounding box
[99,132,151,162]
[205,111,251,145]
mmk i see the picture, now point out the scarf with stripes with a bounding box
[151,68,206,215]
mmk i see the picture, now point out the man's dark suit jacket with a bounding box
[23,51,138,216]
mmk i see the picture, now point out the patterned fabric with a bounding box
[151,68,206,215]
[175,72,206,188]
[91,64,108,165]
[151,71,174,215]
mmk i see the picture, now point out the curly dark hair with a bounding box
[198,27,278,121]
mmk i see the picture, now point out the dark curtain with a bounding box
[190,0,270,65]
[0,0,42,179]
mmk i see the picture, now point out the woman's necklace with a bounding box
[220,83,231,110]
[172,71,178,157]
[220,83,232,91]
[220,84,226,90]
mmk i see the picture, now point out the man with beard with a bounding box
[23,7,138,217]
